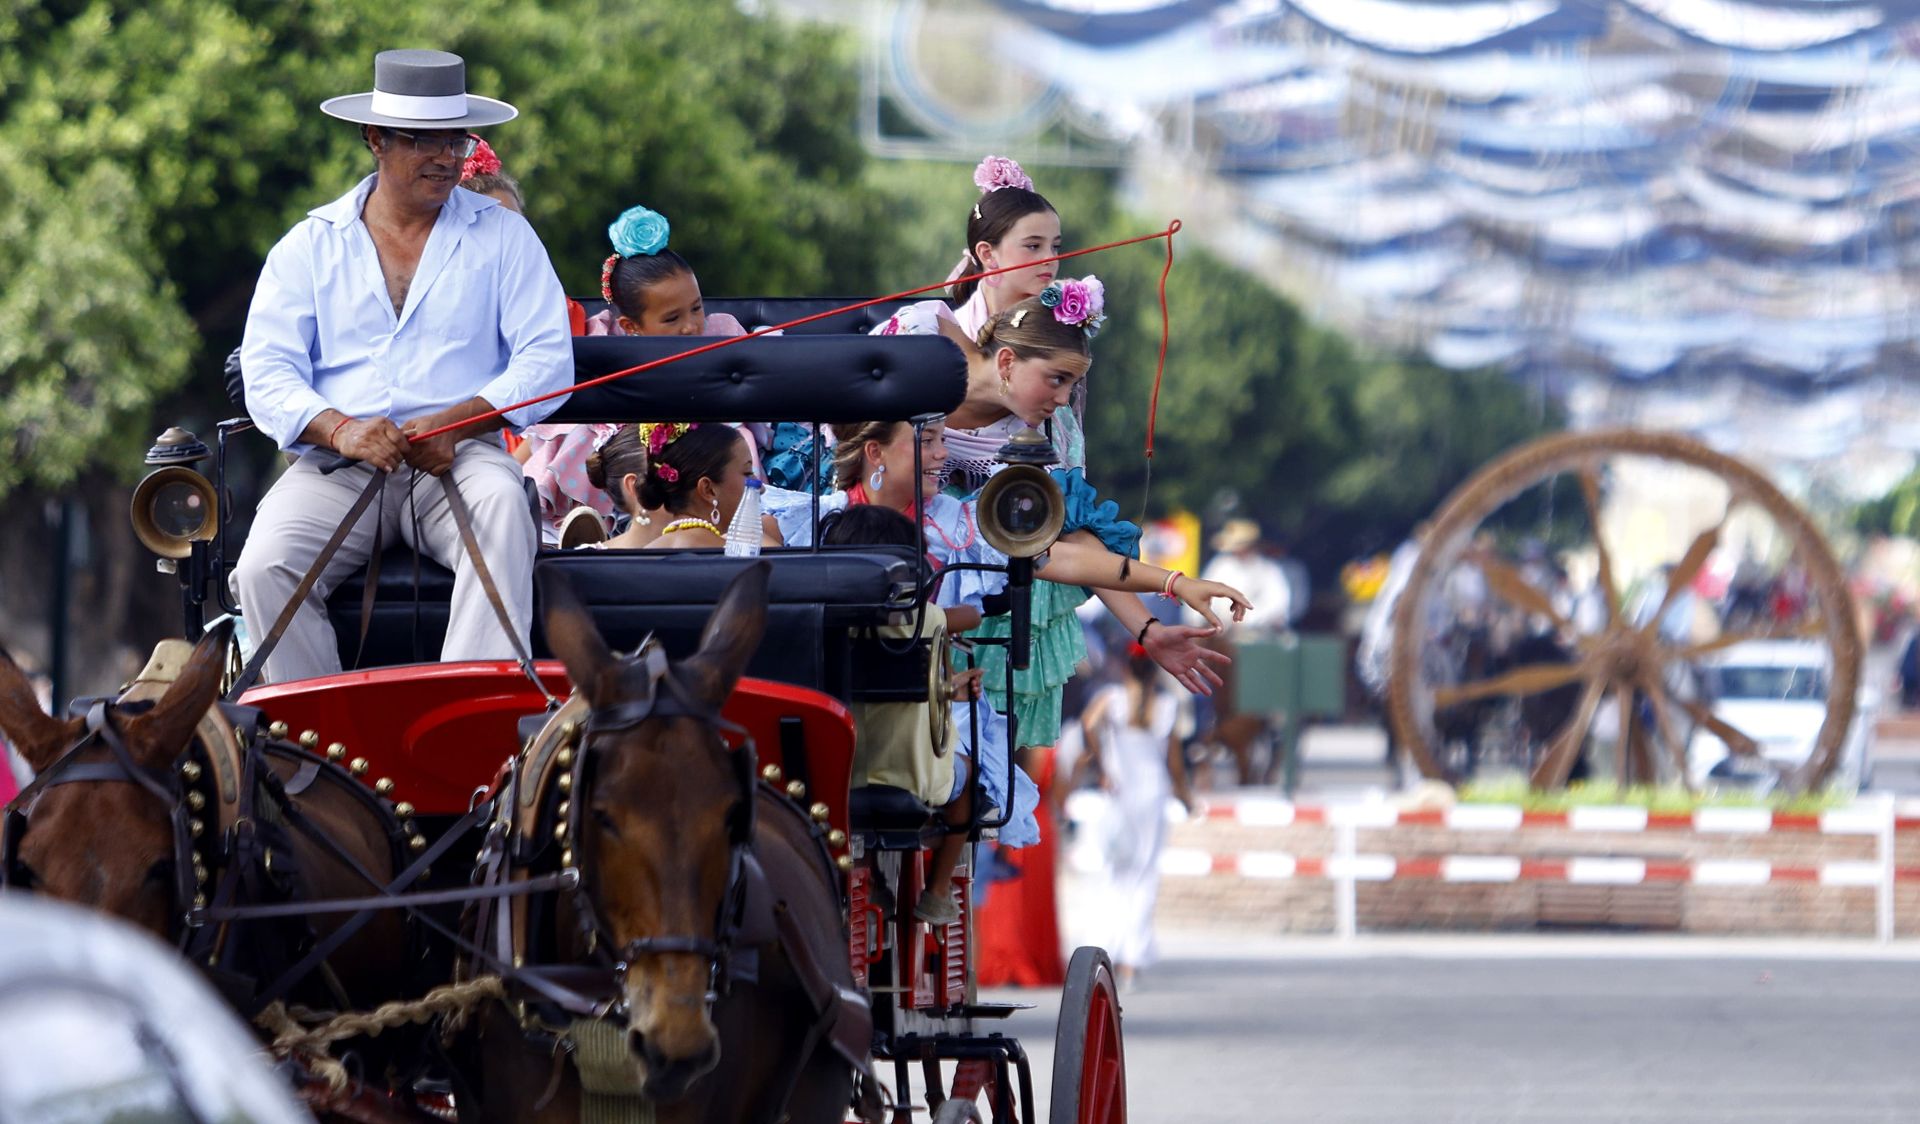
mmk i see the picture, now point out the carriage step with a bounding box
[961,1002,1033,1019]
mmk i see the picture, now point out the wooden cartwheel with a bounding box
[1386,429,1862,793]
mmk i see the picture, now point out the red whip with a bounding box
[408,220,1183,447]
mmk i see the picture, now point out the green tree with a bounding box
[0,0,892,493]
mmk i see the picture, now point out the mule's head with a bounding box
[541,562,769,1101]
[0,626,229,936]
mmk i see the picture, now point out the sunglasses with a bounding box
[381,128,480,161]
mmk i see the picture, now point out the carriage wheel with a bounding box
[1049,946,1126,1124]
[1386,430,1861,793]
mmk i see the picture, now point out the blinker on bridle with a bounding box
[1,700,204,943]
[561,643,759,1011]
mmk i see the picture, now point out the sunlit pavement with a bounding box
[989,933,1920,1123]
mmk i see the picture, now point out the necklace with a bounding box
[660,518,722,538]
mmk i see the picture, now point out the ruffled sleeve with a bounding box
[870,299,956,338]
[1055,467,1141,559]
[763,487,847,548]
[924,495,1008,611]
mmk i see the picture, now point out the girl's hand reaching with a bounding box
[1174,576,1252,631]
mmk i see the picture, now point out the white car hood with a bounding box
[1712,699,1825,762]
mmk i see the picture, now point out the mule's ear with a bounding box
[680,562,770,710]
[0,643,81,773]
[125,620,233,769]
[540,566,616,705]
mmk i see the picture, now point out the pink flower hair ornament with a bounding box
[1037,275,1106,338]
[637,421,697,482]
[973,155,1033,195]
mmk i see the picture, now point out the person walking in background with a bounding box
[1079,644,1193,987]
[1191,519,1291,783]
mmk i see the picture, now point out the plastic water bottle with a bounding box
[724,478,764,558]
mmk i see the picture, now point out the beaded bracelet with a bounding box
[328,415,354,450]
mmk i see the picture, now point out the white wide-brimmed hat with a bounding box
[320,49,517,130]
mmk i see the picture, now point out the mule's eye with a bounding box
[591,807,619,835]
[145,858,176,887]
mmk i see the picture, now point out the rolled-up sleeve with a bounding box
[482,213,572,428]
[239,229,333,450]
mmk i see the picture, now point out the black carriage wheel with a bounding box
[1050,946,1126,1124]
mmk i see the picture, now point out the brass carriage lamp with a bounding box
[976,426,1066,671]
[132,428,219,560]
[132,426,223,642]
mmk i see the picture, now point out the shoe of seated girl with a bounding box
[913,886,961,927]
[558,506,608,549]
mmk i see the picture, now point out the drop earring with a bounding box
[709,498,721,526]
[869,463,886,492]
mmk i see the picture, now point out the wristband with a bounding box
[1159,569,1182,599]
[1136,617,1159,646]
[328,415,354,449]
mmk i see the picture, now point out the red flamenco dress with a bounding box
[974,746,1064,988]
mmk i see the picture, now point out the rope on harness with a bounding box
[256,974,506,1092]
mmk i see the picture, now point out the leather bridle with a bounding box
[2,701,204,949]
[533,641,761,1019]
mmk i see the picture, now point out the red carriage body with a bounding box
[136,298,1126,1124]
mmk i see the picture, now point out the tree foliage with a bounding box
[0,0,891,491]
[1,0,1554,581]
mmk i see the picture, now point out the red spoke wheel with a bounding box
[1050,946,1126,1124]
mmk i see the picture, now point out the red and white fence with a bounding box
[1157,795,1913,940]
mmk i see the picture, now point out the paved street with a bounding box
[990,937,1920,1122]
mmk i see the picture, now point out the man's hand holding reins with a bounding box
[324,414,410,472]
[400,397,503,477]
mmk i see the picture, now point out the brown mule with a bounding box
[460,563,872,1123]
[0,624,415,1043]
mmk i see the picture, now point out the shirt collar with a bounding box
[307,173,498,230]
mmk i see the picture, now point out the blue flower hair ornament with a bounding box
[608,204,671,258]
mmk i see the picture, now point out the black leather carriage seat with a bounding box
[325,546,921,699]
[847,783,942,850]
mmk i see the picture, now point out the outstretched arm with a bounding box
[1094,588,1230,697]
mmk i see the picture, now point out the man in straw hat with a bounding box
[234,49,572,683]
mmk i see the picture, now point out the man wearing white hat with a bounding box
[234,49,572,683]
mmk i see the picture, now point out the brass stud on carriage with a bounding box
[121,297,1129,1123]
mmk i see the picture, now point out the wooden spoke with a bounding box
[1653,515,1726,622]
[1642,682,1693,791]
[1672,693,1760,757]
[1614,689,1632,788]
[1679,629,1770,659]
[1576,465,1621,626]
[1477,554,1572,630]
[1434,660,1586,708]
[1530,675,1605,789]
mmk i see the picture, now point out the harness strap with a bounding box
[227,469,387,701]
[240,800,490,1013]
[206,868,577,922]
[440,473,557,708]
[349,483,386,671]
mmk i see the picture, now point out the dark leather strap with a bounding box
[226,468,386,700]
[349,484,385,671]
[439,473,555,706]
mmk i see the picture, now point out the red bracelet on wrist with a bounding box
[1159,570,1182,599]
[328,415,353,449]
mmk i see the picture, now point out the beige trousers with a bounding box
[232,440,536,685]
